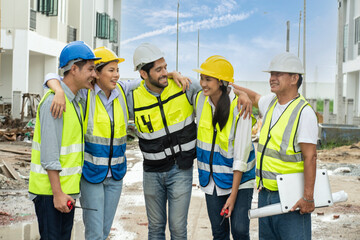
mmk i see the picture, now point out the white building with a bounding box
[0,0,122,119]
[340,0,360,118]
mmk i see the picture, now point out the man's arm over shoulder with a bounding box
[185,78,202,105]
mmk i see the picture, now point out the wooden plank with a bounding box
[1,160,18,180]
[0,148,31,155]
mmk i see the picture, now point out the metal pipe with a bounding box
[286,21,290,52]
[302,0,307,98]
[176,0,179,71]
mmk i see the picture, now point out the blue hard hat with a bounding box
[59,41,101,68]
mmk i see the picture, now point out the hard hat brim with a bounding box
[193,68,234,83]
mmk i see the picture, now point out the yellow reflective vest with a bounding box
[29,90,84,195]
[83,83,128,183]
[133,80,196,172]
[195,91,256,189]
[256,94,312,191]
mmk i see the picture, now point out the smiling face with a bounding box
[200,74,222,97]
[269,71,298,95]
[75,60,97,90]
[96,61,120,95]
[141,58,168,93]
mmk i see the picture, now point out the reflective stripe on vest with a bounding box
[133,80,196,171]
[195,91,256,189]
[29,90,84,195]
[256,94,310,191]
[83,83,128,183]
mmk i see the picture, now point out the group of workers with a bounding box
[28,40,318,240]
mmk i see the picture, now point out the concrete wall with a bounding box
[28,55,45,95]
[0,54,13,101]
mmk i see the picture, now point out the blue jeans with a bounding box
[33,195,75,240]
[258,189,311,240]
[80,176,123,240]
[143,165,193,240]
[205,188,253,240]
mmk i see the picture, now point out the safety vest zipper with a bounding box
[259,133,271,189]
[209,128,217,175]
[157,96,176,159]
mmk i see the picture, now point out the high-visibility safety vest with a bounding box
[195,91,257,189]
[83,83,128,183]
[133,80,197,172]
[256,94,312,191]
[29,90,84,195]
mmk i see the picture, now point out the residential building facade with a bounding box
[0,0,122,119]
[340,0,360,118]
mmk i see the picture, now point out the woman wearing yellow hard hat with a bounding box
[193,55,256,239]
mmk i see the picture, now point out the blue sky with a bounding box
[119,0,337,83]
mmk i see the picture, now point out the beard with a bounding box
[148,74,168,89]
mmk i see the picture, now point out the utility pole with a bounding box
[298,11,302,57]
[336,0,344,124]
[302,0,307,98]
[286,21,290,52]
[197,29,199,80]
[176,0,179,71]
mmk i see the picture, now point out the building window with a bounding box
[30,9,37,31]
[355,17,360,43]
[37,0,58,16]
[96,12,110,39]
[67,25,77,43]
[109,19,118,43]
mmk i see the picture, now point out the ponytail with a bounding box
[212,84,230,131]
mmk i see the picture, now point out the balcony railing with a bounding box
[30,9,36,31]
[67,25,77,43]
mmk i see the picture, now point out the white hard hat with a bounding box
[264,52,304,74]
[133,43,165,71]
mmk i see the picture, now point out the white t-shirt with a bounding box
[258,93,318,152]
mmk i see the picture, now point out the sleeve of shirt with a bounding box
[43,73,62,89]
[258,93,276,116]
[39,94,63,171]
[296,105,319,145]
[233,115,253,172]
[118,78,142,96]
[126,90,134,119]
[186,78,202,105]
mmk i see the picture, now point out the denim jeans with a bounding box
[80,176,123,240]
[258,189,311,240]
[33,195,75,240]
[205,188,253,240]
[143,165,193,240]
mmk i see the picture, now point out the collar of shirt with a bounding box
[143,82,162,97]
[94,83,120,105]
[60,81,81,103]
[206,94,231,115]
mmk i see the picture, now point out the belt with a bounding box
[262,187,278,193]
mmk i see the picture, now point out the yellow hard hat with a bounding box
[93,46,125,66]
[193,55,234,83]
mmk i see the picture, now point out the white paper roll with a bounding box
[248,191,348,219]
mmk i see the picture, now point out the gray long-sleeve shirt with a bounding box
[29,81,83,200]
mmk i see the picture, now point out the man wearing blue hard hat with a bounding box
[28,41,99,239]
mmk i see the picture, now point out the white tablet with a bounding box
[277,169,333,212]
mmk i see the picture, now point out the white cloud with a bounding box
[215,0,237,15]
[121,12,253,45]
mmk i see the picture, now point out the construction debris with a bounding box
[1,160,19,180]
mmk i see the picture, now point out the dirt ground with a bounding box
[0,140,359,239]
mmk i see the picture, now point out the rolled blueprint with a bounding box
[332,190,348,203]
[248,191,348,219]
